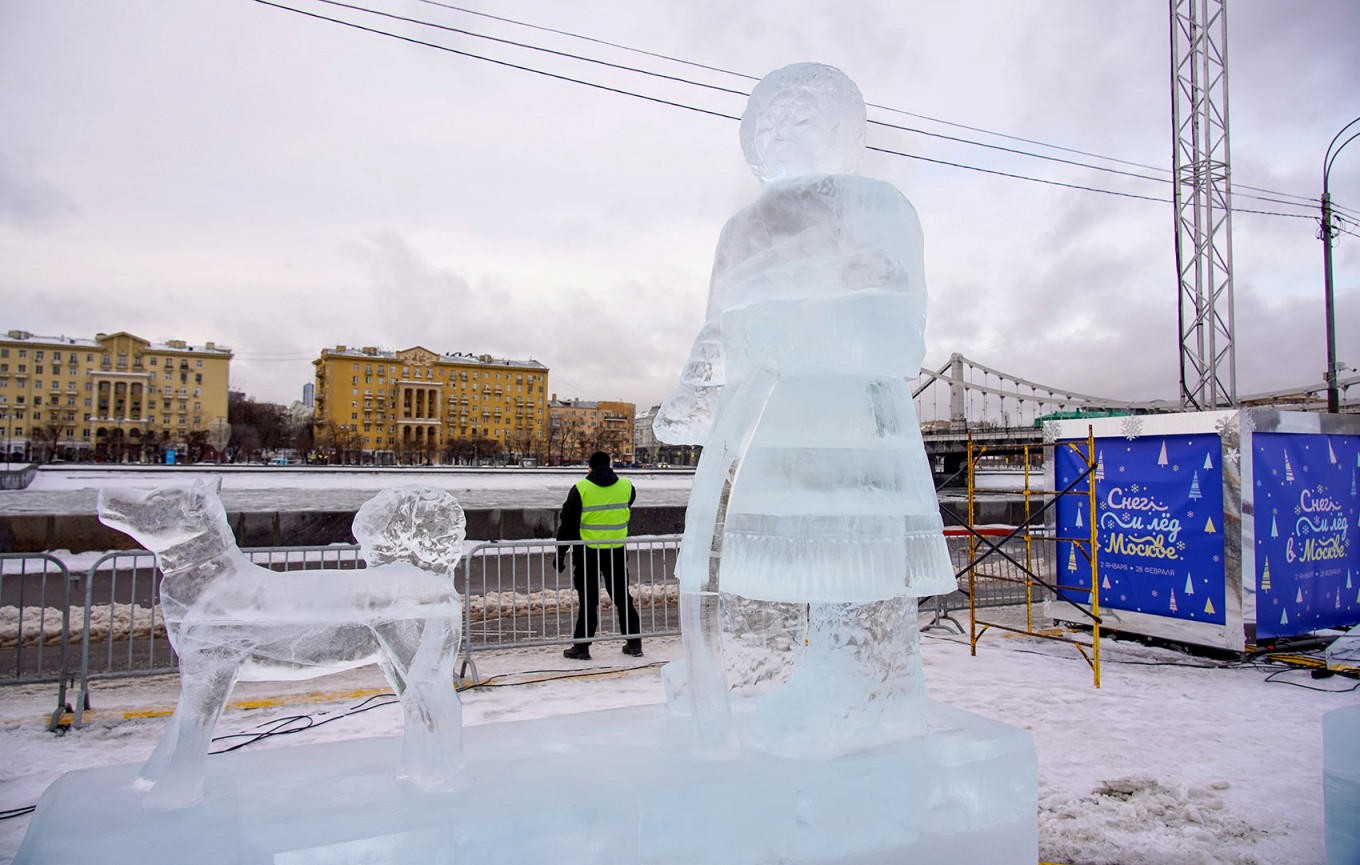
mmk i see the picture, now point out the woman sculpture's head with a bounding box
[740,63,866,185]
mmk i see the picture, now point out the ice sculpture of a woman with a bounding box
[655,63,955,758]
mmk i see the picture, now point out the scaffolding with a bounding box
[948,430,1104,687]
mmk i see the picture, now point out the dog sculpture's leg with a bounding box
[372,618,463,790]
[138,651,240,810]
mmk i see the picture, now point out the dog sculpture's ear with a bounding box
[210,476,223,495]
[189,478,214,514]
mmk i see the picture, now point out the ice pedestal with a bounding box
[1326,703,1360,865]
[17,701,1035,865]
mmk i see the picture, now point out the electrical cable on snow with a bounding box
[1263,667,1360,693]
[206,661,662,753]
[0,806,37,821]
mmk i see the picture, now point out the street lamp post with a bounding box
[1,409,9,464]
[1322,117,1360,414]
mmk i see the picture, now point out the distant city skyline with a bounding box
[3,1,1356,413]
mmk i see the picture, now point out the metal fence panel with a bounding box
[0,553,75,690]
[459,536,682,680]
[923,529,1050,633]
[73,545,369,726]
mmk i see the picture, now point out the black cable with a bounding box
[0,805,37,821]
[412,0,755,84]
[1264,668,1360,693]
[410,0,1352,219]
[871,144,1170,203]
[209,693,399,753]
[308,0,751,98]
[415,0,1345,209]
[257,0,1335,219]
[251,0,741,123]
[204,661,662,754]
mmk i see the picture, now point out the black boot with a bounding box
[622,639,643,657]
[563,644,592,660]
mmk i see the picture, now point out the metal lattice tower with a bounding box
[1170,0,1237,410]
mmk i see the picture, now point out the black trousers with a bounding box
[572,545,641,642]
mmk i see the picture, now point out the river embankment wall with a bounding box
[0,498,1031,554]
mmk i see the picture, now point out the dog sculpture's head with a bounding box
[97,479,233,570]
[353,485,467,576]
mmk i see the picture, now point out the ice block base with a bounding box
[17,700,1036,865]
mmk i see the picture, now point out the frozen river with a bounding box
[0,465,697,515]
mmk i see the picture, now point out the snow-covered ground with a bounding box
[2,619,1356,865]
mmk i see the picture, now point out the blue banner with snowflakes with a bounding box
[1055,435,1226,624]
[1251,433,1360,640]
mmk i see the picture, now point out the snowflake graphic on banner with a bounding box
[1120,416,1143,441]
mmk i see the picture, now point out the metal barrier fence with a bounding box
[0,553,77,728]
[7,530,1019,724]
[922,528,1049,634]
[60,538,679,721]
[73,545,370,726]
[458,536,682,682]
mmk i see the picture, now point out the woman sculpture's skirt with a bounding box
[715,373,956,604]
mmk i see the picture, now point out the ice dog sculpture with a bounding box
[655,63,956,758]
[96,481,466,809]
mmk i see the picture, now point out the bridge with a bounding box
[912,352,1360,481]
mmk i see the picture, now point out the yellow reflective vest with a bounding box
[576,478,633,548]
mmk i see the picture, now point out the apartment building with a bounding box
[633,403,700,467]
[547,395,636,465]
[312,345,548,464]
[0,329,232,462]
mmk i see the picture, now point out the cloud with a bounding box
[0,154,76,229]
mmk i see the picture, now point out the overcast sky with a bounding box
[2,0,1357,417]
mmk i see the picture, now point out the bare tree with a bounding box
[32,413,65,463]
[208,420,231,463]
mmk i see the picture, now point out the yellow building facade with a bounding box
[547,396,636,465]
[312,346,549,464]
[0,330,232,462]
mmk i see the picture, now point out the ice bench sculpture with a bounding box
[96,481,466,810]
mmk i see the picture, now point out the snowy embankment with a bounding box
[1,621,1355,865]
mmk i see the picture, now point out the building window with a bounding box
[150,357,158,366]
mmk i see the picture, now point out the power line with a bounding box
[319,0,1181,192]
[866,144,1171,204]
[412,0,756,84]
[254,0,1334,221]
[252,0,741,123]
[407,0,1338,216]
[308,0,750,98]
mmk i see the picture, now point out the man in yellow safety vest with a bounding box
[556,451,643,660]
